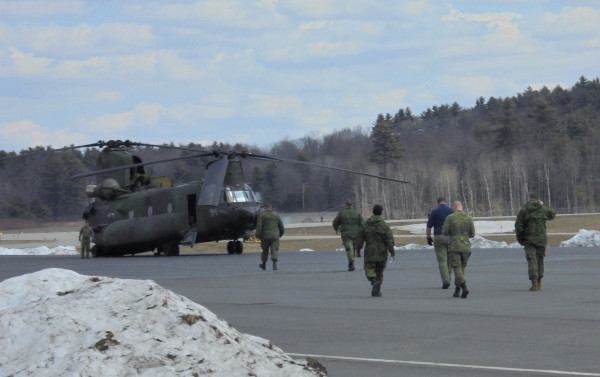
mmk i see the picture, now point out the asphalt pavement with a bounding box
[1,246,599,377]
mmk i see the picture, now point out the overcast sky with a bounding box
[1,0,599,153]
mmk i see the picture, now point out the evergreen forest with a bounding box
[1,76,599,220]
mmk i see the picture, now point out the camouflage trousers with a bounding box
[80,238,91,259]
[260,238,280,263]
[434,235,452,285]
[340,234,358,262]
[524,244,546,280]
[449,250,471,286]
[364,260,388,284]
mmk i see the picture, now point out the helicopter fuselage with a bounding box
[85,181,261,256]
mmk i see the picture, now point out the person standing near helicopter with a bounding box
[256,203,285,270]
[78,221,93,259]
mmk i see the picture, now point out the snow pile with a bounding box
[0,245,77,255]
[559,229,600,247]
[470,235,521,249]
[397,243,433,250]
[0,268,327,377]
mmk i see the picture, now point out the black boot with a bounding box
[460,283,469,299]
[348,261,355,271]
[259,262,266,270]
[371,281,382,297]
[453,286,461,298]
[442,283,450,289]
[272,260,278,270]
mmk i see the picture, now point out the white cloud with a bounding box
[544,6,600,34]
[442,8,529,50]
[0,119,87,151]
[8,47,53,75]
[87,103,165,132]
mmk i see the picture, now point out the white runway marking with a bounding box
[288,353,600,376]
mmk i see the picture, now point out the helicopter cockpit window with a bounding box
[224,185,256,203]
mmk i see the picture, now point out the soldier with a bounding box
[332,200,364,271]
[515,193,556,291]
[256,203,285,271]
[355,204,395,297]
[426,197,454,289]
[78,221,93,259]
[442,201,475,298]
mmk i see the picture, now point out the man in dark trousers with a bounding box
[426,197,454,289]
[356,204,395,297]
[515,193,556,291]
[255,203,285,271]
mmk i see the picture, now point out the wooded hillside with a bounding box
[1,76,599,220]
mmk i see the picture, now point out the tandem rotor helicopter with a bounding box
[1,139,409,257]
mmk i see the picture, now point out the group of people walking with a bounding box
[425,193,555,297]
[248,193,556,299]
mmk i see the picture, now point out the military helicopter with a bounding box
[2,139,410,257]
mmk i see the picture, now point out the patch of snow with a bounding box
[0,268,327,377]
[559,229,600,247]
[394,220,515,235]
[0,245,78,255]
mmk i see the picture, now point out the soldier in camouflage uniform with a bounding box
[332,200,364,271]
[355,204,395,297]
[78,221,93,259]
[515,193,556,291]
[256,203,285,271]
[442,201,475,298]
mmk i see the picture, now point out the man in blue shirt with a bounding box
[426,197,454,289]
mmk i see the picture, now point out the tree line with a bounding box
[1,76,599,220]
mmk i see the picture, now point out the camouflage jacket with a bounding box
[79,225,93,240]
[332,208,364,238]
[515,200,556,246]
[256,209,285,240]
[356,215,395,262]
[442,210,475,253]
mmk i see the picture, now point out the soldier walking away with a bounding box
[442,201,475,299]
[426,197,454,289]
[332,200,364,271]
[356,204,395,297]
[255,203,285,271]
[515,193,556,291]
[78,221,93,259]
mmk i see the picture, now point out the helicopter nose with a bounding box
[236,205,261,229]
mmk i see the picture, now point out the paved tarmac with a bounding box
[1,246,599,377]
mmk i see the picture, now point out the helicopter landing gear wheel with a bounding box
[92,245,105,257]
[226,240,243,254]
[235,240,243,254]
[227,241,235,254]
[158,242,180,256]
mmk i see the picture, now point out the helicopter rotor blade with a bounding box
[0,140,209,162]
[268,156,412,184]
[69,151,219,179]
[0,142,104,162]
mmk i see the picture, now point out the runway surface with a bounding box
[1,246,599,377]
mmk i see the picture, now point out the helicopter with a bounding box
[2,139,410,257]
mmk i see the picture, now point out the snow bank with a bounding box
[559,229,600,247]
[0,268,327,377]
[0,245,77,255]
